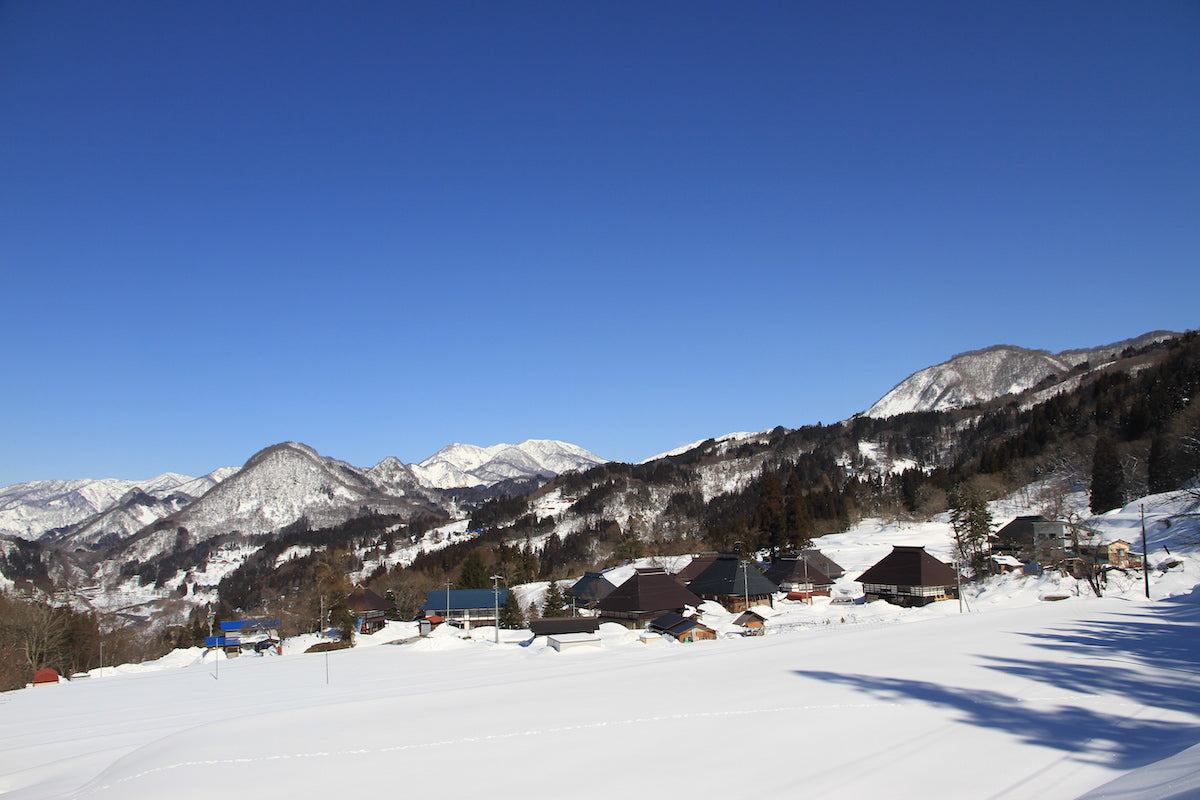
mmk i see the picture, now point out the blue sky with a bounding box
[2,1,1197,484]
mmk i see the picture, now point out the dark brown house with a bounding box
[686,552,779,612]
[764,555,835,596]
[856,546,958,607]
[346,585,393,634]
[595,568,703,629]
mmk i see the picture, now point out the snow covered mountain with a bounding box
[410,439,608,488]
[0,469,236,541]
[117,443,443,551]
[866,331,1177,419]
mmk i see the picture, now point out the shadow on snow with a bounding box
[795,588,1200,771]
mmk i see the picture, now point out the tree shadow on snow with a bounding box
[794,588,1200,771]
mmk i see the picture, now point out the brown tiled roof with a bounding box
[346,585,393,614]
[675,554,719,582]
[595,568,702,614]
[856,546,957,587]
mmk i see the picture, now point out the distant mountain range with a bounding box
[0,328,1188,630]
[0,439,609,544]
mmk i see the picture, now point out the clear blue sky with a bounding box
[2,1,1197,484]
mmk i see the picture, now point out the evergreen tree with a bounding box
[949,488,992,578]
[499,592,525,629]
[541,581,571,618]
[1090,435,1125,514]
[783,473,814,553]
[457,549,491,590]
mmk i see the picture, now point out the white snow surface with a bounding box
[5,490,1200,799]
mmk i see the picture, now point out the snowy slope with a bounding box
[2,584,1197,798]
[866,331,1178,419]
[4,487,1197,800]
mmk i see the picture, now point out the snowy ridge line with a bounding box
[95,702,904,791]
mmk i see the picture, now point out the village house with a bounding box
[1077,538,1136,569]
[595,567,703,630]
[570,571,617,609]
[346,585,393,635]
[648,612,717,643]
[764,554,835,598]
[686,552,779,612]
[995,515,1069,562]
[419,588,510,630]
[856,546,959,607]
[797,549,846,580]
[674,553,719,582]
[732,609,768,635]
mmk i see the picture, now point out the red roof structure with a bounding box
[32,668,60,685]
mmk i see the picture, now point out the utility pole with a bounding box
[1141,504,1150,600]
[491,575,503,644]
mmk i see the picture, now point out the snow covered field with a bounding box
[2,493,1199,799]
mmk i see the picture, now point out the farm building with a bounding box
[856,546,958,607]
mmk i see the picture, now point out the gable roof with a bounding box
[595,568,702,614]
[420,588,510,612]
[686,553,779,597]
[675,553,719,582]
[856,546,957,587]
[799,549,845,579]
[571,572,617,604]
[648,613,714,638]
[346,585,392,614]
[763,555,834,587]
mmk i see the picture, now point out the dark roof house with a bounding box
[798,549,846,580]
[675,553,719,582]
[595,568,703,629]
[686,553,779,612]
[764,555,835,594]
[571,572,617,608]
[648,613,716,643]
[856,546,958,607]
[346,585,393,634]
[995,516,1068,561]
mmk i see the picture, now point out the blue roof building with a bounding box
[419,588,510,630]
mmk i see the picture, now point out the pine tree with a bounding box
[542,581,570,618]
[1090,435,1125,514]
[499,592,525,629]
[949,488,992,578]
[457,549,491,590]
